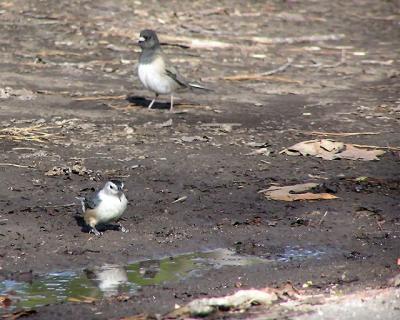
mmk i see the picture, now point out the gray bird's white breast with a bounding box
[138,57,175,95]
[95,192,128,223]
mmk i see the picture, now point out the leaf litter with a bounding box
[281,139,385,161]
[260,183,338,202]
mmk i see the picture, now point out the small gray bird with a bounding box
[137,29,210,111]
[78,180,128,236]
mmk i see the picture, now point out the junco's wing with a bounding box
[84,192,101,210]
[162,54,212,91]
[163,59,189,88]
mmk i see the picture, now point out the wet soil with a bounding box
[0,0,399,319]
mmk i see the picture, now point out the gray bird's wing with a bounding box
[84,192,101,210]
[163,54,211,91]
[162,54,189,88]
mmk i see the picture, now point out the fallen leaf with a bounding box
[335,145,385,161]
[67,296,97,303]
[168,289,278,318]
[261,183,338,202]
[1,310,37,320]
[0,296,12,308]
[281,139,385,161]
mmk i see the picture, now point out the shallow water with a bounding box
[0,246,331,312]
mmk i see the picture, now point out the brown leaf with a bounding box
[0,296,12,308]
[67,296,97,304]
[262,183,338,202]
[335,145,385,161]
[282,139,385,161]
[1,310,37,320]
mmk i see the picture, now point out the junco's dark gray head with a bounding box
[109,180,124,191]
[138,29,160,50]
[103,180,125,200]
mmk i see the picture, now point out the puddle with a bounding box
[276,246,327,263]
[0,247,331,312]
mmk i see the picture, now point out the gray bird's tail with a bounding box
[75,197,85,213]
[188,83,213,91]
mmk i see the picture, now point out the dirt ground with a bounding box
[0,0,399,319]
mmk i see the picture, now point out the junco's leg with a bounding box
[89,226,102,236]
[86,216,102,236]
[148,93,158,109]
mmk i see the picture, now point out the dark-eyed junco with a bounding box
[137,29,210,111]
[77,180,128,236]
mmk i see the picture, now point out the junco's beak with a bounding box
[138,36,145,44]
[117,190,123,201]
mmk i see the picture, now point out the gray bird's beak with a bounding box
[117,191,123,201]
[138,36,145,44]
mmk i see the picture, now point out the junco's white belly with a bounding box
[95,193,127,223]
[138,61,174,95]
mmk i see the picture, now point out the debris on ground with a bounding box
[260,183,338,201]
[281,139,385,161]
[169,289,278,317]
[45,162,90,176]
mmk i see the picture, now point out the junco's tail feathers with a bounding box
[188,83,213,91]
[165,67,212,91]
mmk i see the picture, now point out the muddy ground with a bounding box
[0,0,399,319]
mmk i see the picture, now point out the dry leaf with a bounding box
[335,145,385,161]
[1,310,37,320]
[67,296,97,303]
[262,183,337,202]
[282,139,385,161]
[169,289,278,318]
[0,296,12,308]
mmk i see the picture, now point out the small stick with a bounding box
[297,131,381,137]
[351,144,400,151]
[318,211,328,226]
[249,34,345,45]
[74,95,126,101]
[38,203,77,208]
[172,196,187,204]
[263,57,295,76]
[223,57,295,81]
[0,163,34,168]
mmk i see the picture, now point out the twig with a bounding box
[318,211,328,226]
[0,163,34,168]
[351,144,400,151]
[223,58,295,81]
[39,203,77,208]
[297,131,381,137]
[0,125,58,143]
[172,196,187,204]
[74,95,126,101]
[293,49,346,69]
[263,57,296,75]
[249,34,346,45]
